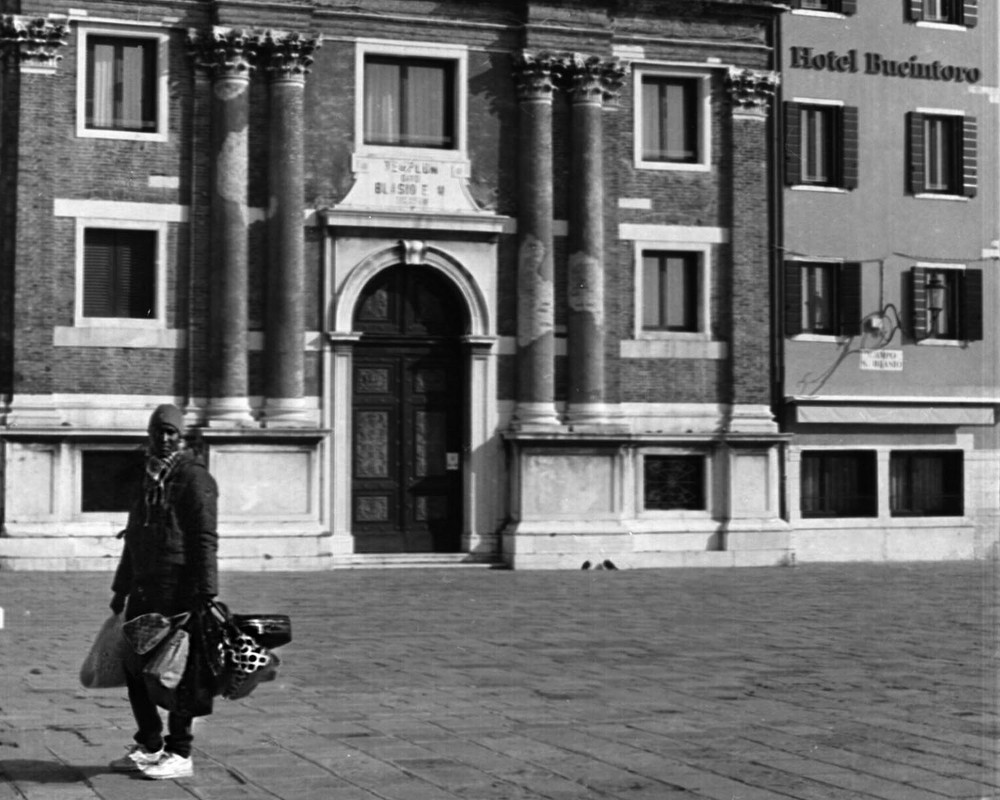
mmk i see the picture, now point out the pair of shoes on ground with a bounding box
[109,744,193,780]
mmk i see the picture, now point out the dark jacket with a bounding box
[112,450,219,612]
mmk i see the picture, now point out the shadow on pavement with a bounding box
[0,759,117,783]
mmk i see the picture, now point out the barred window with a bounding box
[644,455,706,511]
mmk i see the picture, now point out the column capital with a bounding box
[188,26,259,79]
[725,67,779,118]
[560,54,629,107]
[0,14,68,73]
[259,29,321,83]
[513,50,561,102]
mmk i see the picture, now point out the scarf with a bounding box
[144,450,183,517]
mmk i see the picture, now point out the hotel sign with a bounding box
[789,47,982,83]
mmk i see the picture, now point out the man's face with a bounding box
[150,424,181,458]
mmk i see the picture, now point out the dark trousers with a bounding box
[125,670,193,758]
[124,570,196,758]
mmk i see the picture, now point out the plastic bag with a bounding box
[143,627,190,690]
[79,614,129,689]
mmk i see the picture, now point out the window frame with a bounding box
[784,260,862,341]
[911,263,983,344]
[634,66,712,172]
[74,217,168,329]
[791,0,857,13]
[908,110,977,199]
[634,241,713,342]
[799,450,878,519]
[76,25,169,142]
[784,99,858,191]
[638,448,713,518]
[354,39,467,161]
[889,449,964,518]
[908,0,978,27]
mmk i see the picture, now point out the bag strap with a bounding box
[169,611,191,629]
[207,600,242,637]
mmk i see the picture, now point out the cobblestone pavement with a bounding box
[0,561,997,800]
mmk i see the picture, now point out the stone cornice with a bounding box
[0,14,68,73]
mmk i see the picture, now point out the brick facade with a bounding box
[0,0,792,569]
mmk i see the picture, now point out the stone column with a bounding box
[511,51,560,428]
[190,28,257,426]
[723,67,779,422]
[260,31,320,426]
[563,55,626,426]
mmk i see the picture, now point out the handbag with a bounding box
[143,626,190,690]
[207,601,280,700]
[123,611,190,655]
[232,613,292,649]
[80,613,130,689]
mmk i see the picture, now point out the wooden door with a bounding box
[350,265,467,553]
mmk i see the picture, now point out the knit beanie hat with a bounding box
[148,404,186,434]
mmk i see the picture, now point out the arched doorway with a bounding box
[351,264,469,553]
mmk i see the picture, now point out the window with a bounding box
[77,28,167,141]
[83,229,156,319]
[801,451,877,518]
[908,113,977,197]
[641,76,698,163]
[87,36,156,132]
[364,56,455,149]
[890,451,963,516]
[908,0,978,26]
[644,455,706,511]
[642,252,699,333]
[792,0,857,13]
[784,102,858,189]
[82,450,142,512]
[635,70,710,170]
[784,261,861,337]
[910,266,983,341]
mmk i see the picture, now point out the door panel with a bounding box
[352,347,463,553]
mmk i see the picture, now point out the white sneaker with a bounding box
[141,751,194,780]
[109,744,164,772]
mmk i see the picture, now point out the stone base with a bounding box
[501,521,795,570]
[0,527,333,571]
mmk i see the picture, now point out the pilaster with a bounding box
[723,68,779,410]
[1,16,68,427]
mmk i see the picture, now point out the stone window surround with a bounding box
[353,37,469,163]
[54,199,176,348]
[632,63,714,172]
[620,224,727,360]
[637,447,714,519]
[75,22,170,143]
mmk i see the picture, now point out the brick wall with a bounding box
[4,0,777,414]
